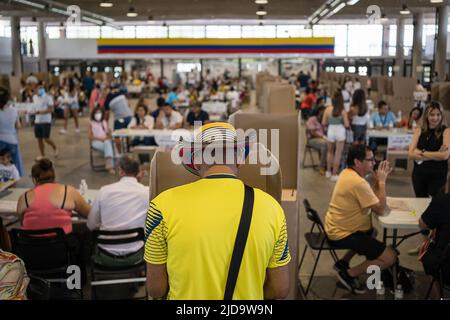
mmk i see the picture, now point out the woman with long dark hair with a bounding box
[322,90,350,182]
[349,89,370,143]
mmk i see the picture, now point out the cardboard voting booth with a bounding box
[149,148,299,299]
[229,112,299,190]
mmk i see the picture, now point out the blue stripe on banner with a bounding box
[98,44,335,50]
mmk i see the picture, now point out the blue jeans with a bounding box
[0,141,24,176]
[92,140,115,159]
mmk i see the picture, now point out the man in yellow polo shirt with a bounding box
[144,122,291,300]
[325,144,397,294]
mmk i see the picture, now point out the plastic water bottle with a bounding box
[397,111,402,123]
[412,120,417,131]
[376,281,385,300]
[394,284,404,300]
[79,179,88,196]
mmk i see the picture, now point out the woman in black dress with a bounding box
[409,101,450,197]
[408,102,450,255]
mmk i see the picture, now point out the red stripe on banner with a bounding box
[97,48,334,54]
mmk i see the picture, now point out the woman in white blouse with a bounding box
[128,103,155,146]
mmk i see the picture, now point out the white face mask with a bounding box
[94,113,102,121]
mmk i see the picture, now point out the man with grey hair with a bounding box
[88,155,149,266]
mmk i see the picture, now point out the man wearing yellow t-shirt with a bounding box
[325,144,397,294]
[144,122,291,300]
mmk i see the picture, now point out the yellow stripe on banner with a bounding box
[97,37,334,46]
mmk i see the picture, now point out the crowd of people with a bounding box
[1,68,450,300]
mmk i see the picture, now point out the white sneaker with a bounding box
[330,175,339,182]
[325,171,332,178]
[59,129,67,135]
[35,156,44,162]
[75,128,80,134]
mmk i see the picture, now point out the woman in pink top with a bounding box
[88,107,115,174]
[16,159,91,234]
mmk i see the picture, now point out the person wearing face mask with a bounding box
[32,84,58,161]
[88,107,115,174]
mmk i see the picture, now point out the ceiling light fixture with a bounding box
[400,4,410,15]
[256,5,267,15]
[255,0,268,4]
[346,0,360,5]
[99,2,113,8]
[430,0,444,3]
[127,6,138,17]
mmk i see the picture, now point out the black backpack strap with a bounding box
[61,185,68,209]
[224,184,254,300]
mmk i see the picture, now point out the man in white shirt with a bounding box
[155,103,183,130]
[33,84,58,161]
[88,156,149,266]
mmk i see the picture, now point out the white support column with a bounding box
[38,21,48,73]
[412,12,424,80]
[10,16,22,76]
[435,5,448,82]
[395,18,405,76]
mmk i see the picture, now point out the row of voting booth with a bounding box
[320,71,418,114]
[255,71,296,114]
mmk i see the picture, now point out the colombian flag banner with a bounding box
[97,38,334,54]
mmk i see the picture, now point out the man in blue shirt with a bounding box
[371,100,397,128]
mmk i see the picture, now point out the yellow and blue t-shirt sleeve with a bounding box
[268,216,291,268]
[144,201,168,264]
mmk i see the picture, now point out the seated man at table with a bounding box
[155,103,183,130]
[324,144,397,294]
[87,156,148,266]
[185,101,209,129]
[419,192,450,299]
[371,100,397,129]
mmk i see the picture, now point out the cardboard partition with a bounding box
[261,82,295,114]
[149,145,282,203]
[431,83,440,101]
[8,76,22,100]
[438,83,450,110]
[231,113,299,189]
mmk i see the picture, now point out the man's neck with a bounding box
[202,165,237,177]
[349,166,365,177]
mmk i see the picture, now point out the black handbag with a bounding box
[223,185,254,300]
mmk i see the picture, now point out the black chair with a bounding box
[90,145,107,172]
[10,228,82,299]
[298,199,347,297]
[10,228,71,279]
[302,136,320,169]
[27,275,51,300]
[425,243,450,300]
[91,228,147,300]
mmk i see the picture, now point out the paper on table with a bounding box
[387,197,412,212]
